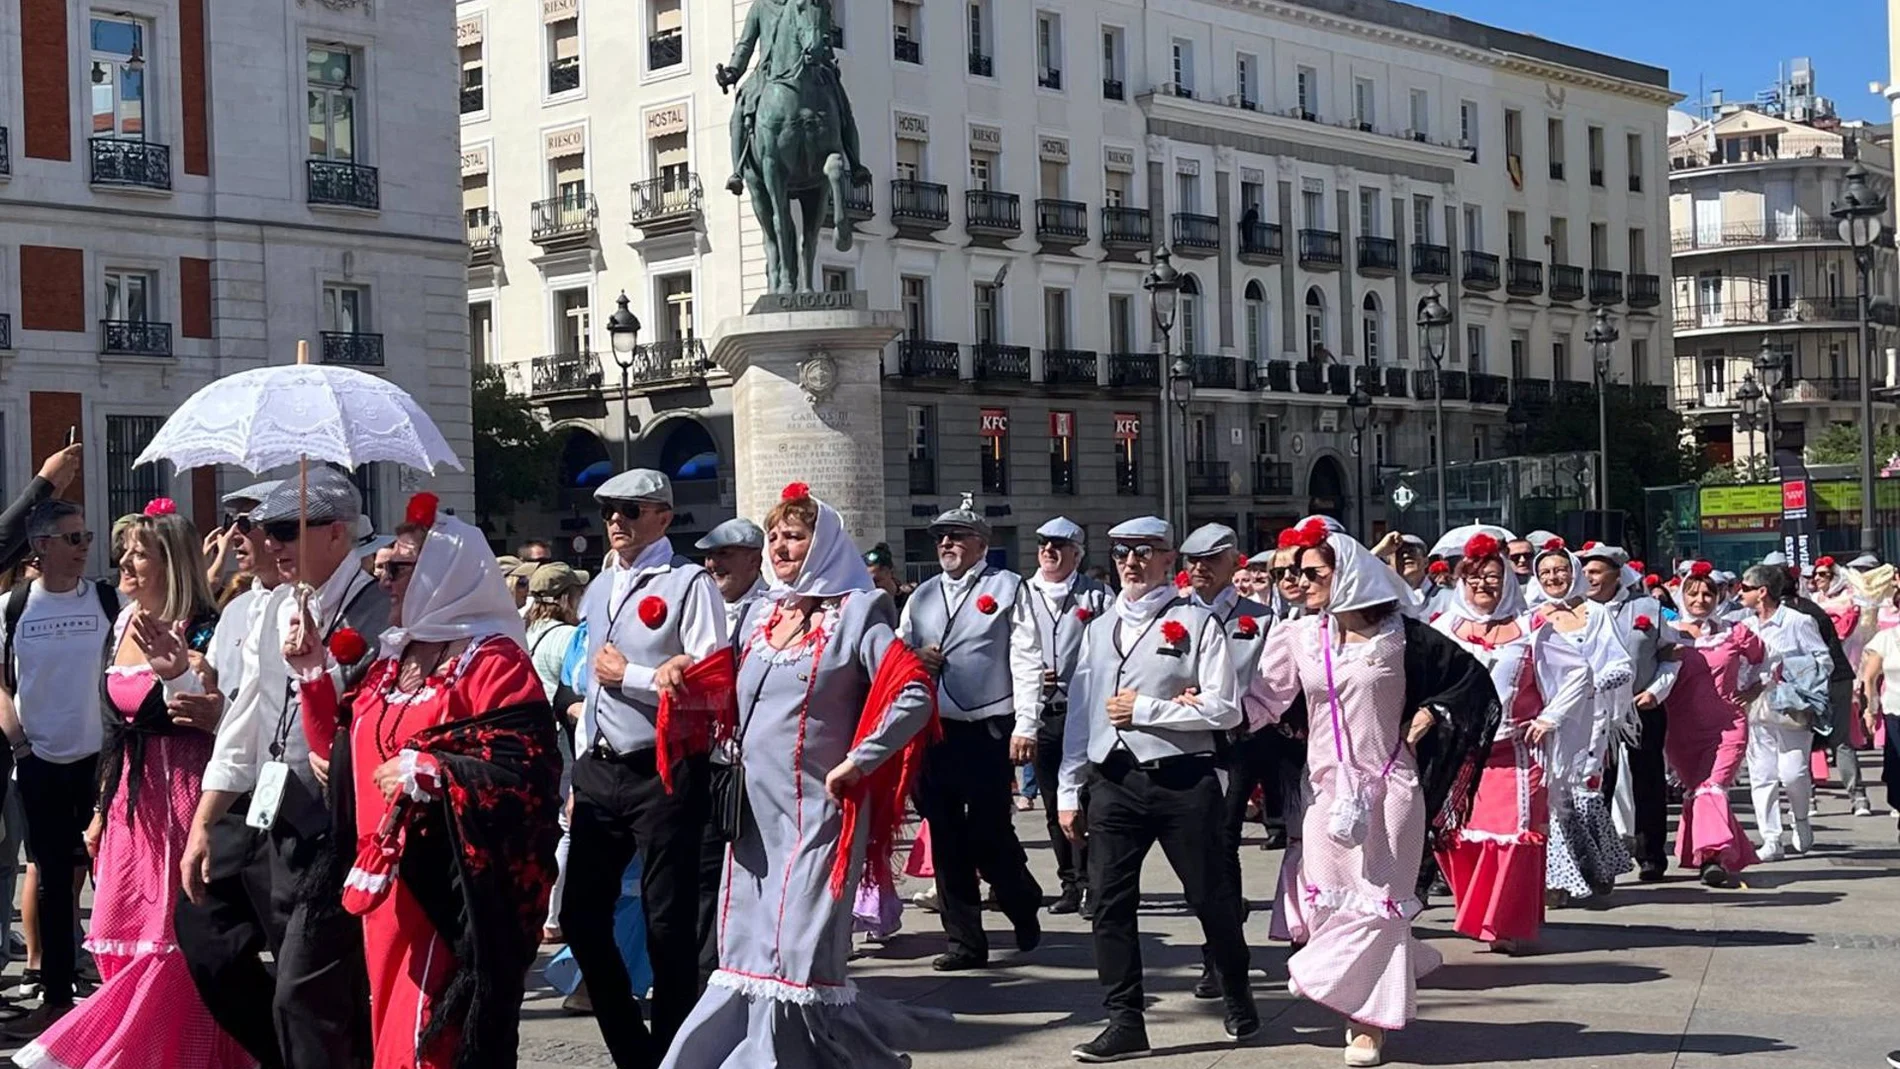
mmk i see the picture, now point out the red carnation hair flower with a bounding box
[1644,574,1662,588]
[1541,536,1565,552]
[1462,533,1502,562]
[1816,555,1836,568]
[1630,559,1646,573]
[1428,560,1450,576]
[1235,616,1259,636]
[975,593,999,615]
[781,481,811,501]
[1634,614,1654,631]
[1296,518,1330,546]
[1276,528,1300,550]
[1236,554,1249,569]
[1690,560,1714,578]
[1075,607,1093,623]
[142,497,177,517]
[405,492,439,529]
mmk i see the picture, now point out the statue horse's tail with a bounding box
[824,153,853,252]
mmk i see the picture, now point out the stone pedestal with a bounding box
[709,295,902,547]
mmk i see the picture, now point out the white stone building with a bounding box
[0,0,470,563]
[462,0,1677,570]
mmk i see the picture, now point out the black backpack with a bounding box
[2,579,119,694]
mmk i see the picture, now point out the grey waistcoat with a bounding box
[1211,593,1273,690]
[582,555,714,753]
[906,566,1025,715]
[1076,598,1223,765]
[1606,593,1664,693]
[1025,572,1114,712]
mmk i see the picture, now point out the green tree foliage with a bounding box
[1524,390,1704,524]
[1804,422,1900,468]
[471,366,555,526]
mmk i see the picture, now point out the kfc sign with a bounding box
[1113,413,1141,441]
[980,408,1009,438]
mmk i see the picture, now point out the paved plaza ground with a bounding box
[514,766,1900,1069]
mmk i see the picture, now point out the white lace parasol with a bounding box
[134,363,463,474]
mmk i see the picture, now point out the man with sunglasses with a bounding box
[897,494,1046,972]
[1023,517,1111,919]
[178,468,389,1069]
[566,469,726,1069]
[1057,516,1257,1061]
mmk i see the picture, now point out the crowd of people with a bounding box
[0,439,1891,1069]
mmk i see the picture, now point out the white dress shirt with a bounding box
[897,562,1045,738]
[577,538,728,750]
[724,576,770,634]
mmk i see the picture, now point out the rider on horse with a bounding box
[717,0,869,196]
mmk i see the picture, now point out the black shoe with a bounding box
[1071,1023,1152,1063]
[1261,827,1288,850]
[1223,998,1262,1041]
[1014,912,1042,952]
[932,950,987,972]
[0,1002,70,1040]
[1638,862,1666,883]
[1079,892,1097,921]
[1050,887,1083,915]
[4,968,39,998]
[1699,862,1732,888]
[1193,965,1222,1000]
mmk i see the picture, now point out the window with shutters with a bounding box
[547,16,580,96]
[657,273,694,341]
[1460,100,1478,155]
[651,131,690,206]
[894,139,922,181]
[1361,293,1382,364]
[1108,294,1132,353]
[460,41,485,114]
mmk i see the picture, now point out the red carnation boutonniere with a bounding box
[1159,619,1191,655]
[1233,615,1260,640]
[975,593,999,615]
[1634,614,1654,633]
[1075,607,1094,623]
[638,596,668,629]
[327,627,369,666]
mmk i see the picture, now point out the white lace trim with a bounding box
[1690,783,1732,799]
[708,968,857,1007]
[398,749,438,803]
[1298,884,1422,921]
[744,603,844,666]
[1457,827,1544,846]
[82,937,179,957]
[344,866,393,894]
[11,1041,78,1069]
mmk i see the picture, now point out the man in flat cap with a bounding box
[695,518,767,633]
[177,467,388,1068]
[1578,542,1677,883]
[1023,517,1111,917]
[1058,516,1258,1061]
[566,468,727,1068]
[898,493,1046,971]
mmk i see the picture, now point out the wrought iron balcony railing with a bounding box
[1038,68,1063,90]
[1190,354,1254,391]
[965,189,1022,236]
[1103,78,1124,101]
[1172,212,1220,252]
[1588,268,1624,306]
[548,56,580,94]
[89,138,171,191]
[1506,257,1543,297]
[626,338,709,385]
[971,342,1031,381]
[1101,206,1151,248]
[1410,243,1450,280]
[1356,236,1399,274]
[530,351,601,396]
[1239,221,1283,262]
[1461,251,1500,290]
[1470,372,1510,405]
[1298,229,1342,268]
[648,30,683,69]
[1107,352,1159,388]
[630,173,703,225]
[892,338,960,379]
[1549,264,1585,302]
[307,159,380,210]
[968,51,992,77]
[460,85,483,114]
[1035,199,1088,242]
[1186,460,1231,497]
[1253,460,1294,496]
[893,35,920,63]
[1041,349,1098,385]
[890,180,950,228]
[1628,273,1661,309]
[320,331,385,367]
[531,193,598,242]
[100,319,173,357]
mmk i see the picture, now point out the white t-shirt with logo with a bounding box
[0,580,117,763]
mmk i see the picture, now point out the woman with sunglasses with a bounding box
[287,494,561,1069]
[1245,520,1498,1067]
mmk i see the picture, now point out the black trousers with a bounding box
[915,718,1043,958]
[176,807,287,1069]
[1088,755,1250,1027]
[561,749,709,1069]
[1034,710,1084,895]
[696,811,725,984]
[1254,728,1307,837]
[1623,700,1670,869]
[17,753,95,1006]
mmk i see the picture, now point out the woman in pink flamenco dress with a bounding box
[1245,522,1498,1068]
[18,504,253,1069]
[1664,562,1764,886]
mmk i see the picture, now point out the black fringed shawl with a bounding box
[1398,616,1502,849]
[97,611,217,828]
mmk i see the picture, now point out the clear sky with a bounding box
[1435,0,1893,121]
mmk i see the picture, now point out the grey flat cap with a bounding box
[1761,550,1789,567]
[1400,534,1428,549]
[1180,523,1239,558]
[222,479,282,510]
[695,517,765,552]
[928,492,991,540]
[1108,516,1173,545]
[1524,529,1560,548]
[1848,553,1880,569]
[595,469,673,507]
[250,467,361,526]
[1576,543,1630,567]
[1036,517,1085,544]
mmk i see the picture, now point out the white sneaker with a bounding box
[1757,840,1785,863]
[1854,796,1874,818]
[909,887,940,913]
[1790,821,1814,854]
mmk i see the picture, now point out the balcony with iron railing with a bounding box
[1103,77,1125,101]
[1295,361,1326,394]
[1035,199,1088,245]
[1628,273,1661,309]
[626,338,709,386]
[1262,361,1293,392]
[1107,351,1159,388]
[971,342,1032,382]
[1354,364,1384,396]
[90,138,171,191]
[1326,364,1352,395]
[1669,132,1859,171]
[1588,268,1624,306]
[648,29,683,69]
[1041,349,1098,385]
[320,331,385,367]
[1461,250,1500,291]
[1298,229,1342,269]
[843,174,874,221]
[1505,257,1542,297]
[531,193,598,245]
[1190,354,1254,391]
[0,126,9,177]
[100,320,172,358]
[307,159,380,210]
[892,338,961,380]
[890,180,950,233]
[1410,243,1451,281]
[1549,263,1585,302]
[1102,206,1151,251]
[1384,365,1410,398]
[466,208,500,265]
[894,34,920,63]
[460,85,483,114]
[1554,379,1595,407]
[1186,460,1232,497]
[1038,68,1063,90]
[1172,212,1220,255]
[1239,220,1283,264]
[1672,296,1859,331]
[968,51,993,77]
[1669,219,1841,253]
[1254,460,1294,496]
[1470,372,1510,405]
[1356,235,1399,275]
[966,189,1022,239]
[1414,368,1470,400]
[548,56,580,94]
[629,172,703,231]
[530,352,601,397]
[0,313,9,350]
[1513,378,1551,409]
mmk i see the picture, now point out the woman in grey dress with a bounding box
[662,484,938,1069]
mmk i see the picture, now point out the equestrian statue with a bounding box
[718,0,869,294]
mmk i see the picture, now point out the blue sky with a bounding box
[1437,0,1893,121]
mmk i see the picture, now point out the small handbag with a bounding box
[1325,768,1382,848]
[710,662,773,843]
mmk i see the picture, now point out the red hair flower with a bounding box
[1294,518,1330,548]
[781,481,811,501]
[1234,616,1260,638]
[1463,533,1501,561]
[1174,570,1192,588]
[1644,574,1662,589]
[1075,607,1093,623]
[1428,560,1450,576]
[975,594,999,615]
[1630,559,1646,573]
[1160,620,1190,648]
[1236,554,1249,569]
[1690,560,1714,578]
[1276,528,1301,550]
[405,492,440,528]
[1817,555,1836,568]
[1541,536,1565,552]
[1634,614,1654,632]
[327,627,369,666]
[638,596,668,629]
[142,497,176,517]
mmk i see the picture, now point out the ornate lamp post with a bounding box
[1144,249,1184,530]
[1753,335,1786,471]
[1415,289,1453,532]
[1832,161,1888,556]
[1585,307,1619,519]
[1734,372,1764,473]
[1166,357,1195,531]
[606,291,642,470]
[1347,385,1373,540]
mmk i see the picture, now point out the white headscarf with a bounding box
[1438,547,1527,624]
[1320,531,1410,616]
[1526,547,1586,607]
[381,512,528,659]
[766,495,873,601]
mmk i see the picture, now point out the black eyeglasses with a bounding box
[375,560,416,582]
[599,499,644,522]
[233,514,253,535]
[936,530,978,544]
[261,520,303,544]
[36,531,92,548]
[1508,552,1535,563]
[1736,582,1761,593]
[1270,566,1298,583]
[1037,538,1075,551]
[1298,566,1333,584]
[1109,544,1158,562]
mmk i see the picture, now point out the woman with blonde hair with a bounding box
[20,498,250,1068]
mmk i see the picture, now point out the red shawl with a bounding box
[654,647,739,792]
[828,640,939,899]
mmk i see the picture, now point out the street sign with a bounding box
[1392,483,1417,511]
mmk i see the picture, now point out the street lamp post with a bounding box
[1144,249,1183,530]
[1416,290,1454,532]
[1585,307,1619,527]
[606,291,642,470]
[1832,161,1888,556]
[1168,357,1195,532]
[1754,336,1785,472]
[1734,372,1764,474]
[1347,386,1373,541]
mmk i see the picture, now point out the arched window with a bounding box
[1180,274,1203,354]
[1304,286,1326,359]
[1360,292,1382,365]
[1244,280,1268,365]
